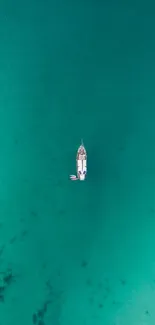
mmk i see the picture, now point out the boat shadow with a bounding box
[87,141,106,185]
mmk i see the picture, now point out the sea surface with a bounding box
[0,0,155,324]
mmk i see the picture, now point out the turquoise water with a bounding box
[0,0,155,324]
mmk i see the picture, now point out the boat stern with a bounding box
[78,171,86,181]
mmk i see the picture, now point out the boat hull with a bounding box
[76,144,87,180]
[70,141,87,181]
